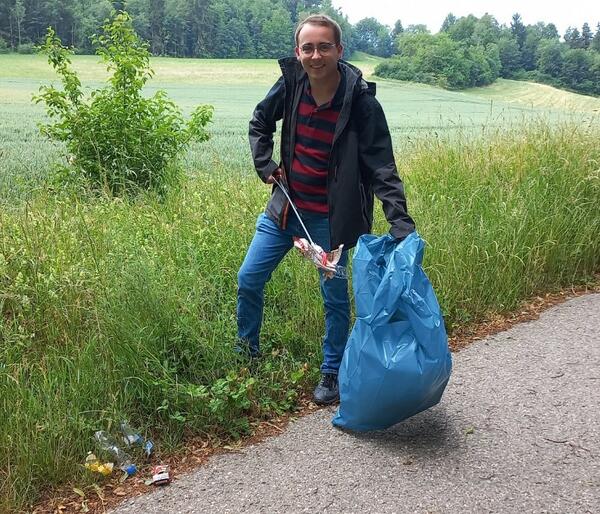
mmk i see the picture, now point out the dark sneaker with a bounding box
[313,373,339,405]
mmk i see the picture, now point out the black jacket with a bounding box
[249,57,415,250]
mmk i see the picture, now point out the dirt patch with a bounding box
[448,280,600,352]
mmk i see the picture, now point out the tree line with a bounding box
[1,1,598,96]
[373,14,600,96]
[0,0,355,57]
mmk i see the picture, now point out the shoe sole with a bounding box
[313,396,340,406]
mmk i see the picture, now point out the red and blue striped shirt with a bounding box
[290,75,345,215]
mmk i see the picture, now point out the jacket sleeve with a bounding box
[358,95,416,240]
[248,76,285,183]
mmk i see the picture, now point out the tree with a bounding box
[564,27,583,49]
[521,26,544,71]
[447,14,477,43]
[581,23,593,49]
[147,0,166,54]
[162,0,190,56]
[589,54,600,94]
[259,7,294,58]
[71,0,114,53]
[560,48,593,90]
[353,17,392,57]
[484,42,501,79]
[12,0,25,47]
[405,24,429,35]
[395,32,436,58]
[466,44,497,86]
[440,13,457,32]
[542,23,559,40]
[537,39,563,78]
[207,1,253,58]
[510,13,526,49]
[472,14,501,46]
[378,31,500,89]
[592,23,600,52]
[498,36,522,77]
[284,0,299,23]
[126,0,152,44]
[391,19,403,38]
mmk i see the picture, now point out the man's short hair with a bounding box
[295,14,342,46]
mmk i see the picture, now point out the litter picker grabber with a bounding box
[272,176,343,278]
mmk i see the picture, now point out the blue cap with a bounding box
[124,463,137,475]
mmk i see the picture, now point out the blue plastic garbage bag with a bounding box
[332,232,452,431]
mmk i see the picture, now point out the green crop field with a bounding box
[2,53,598,198]
[1,53,599,510]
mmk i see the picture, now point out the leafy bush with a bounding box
[16,42,35,54]
[34,12,213,196]
[375,58,419,81]
[0,37,9,54]
[375,33,500,89]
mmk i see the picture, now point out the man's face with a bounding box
[295,23,343,83]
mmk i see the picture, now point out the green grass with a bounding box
[0,55,600,510]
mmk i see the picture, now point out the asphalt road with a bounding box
[112,293,600,514]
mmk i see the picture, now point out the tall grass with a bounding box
[1,121,599,510]
[401,122,600,326]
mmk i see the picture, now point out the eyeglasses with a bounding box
[299,42,336,55]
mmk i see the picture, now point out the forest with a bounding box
[1,1,599,95]
[374,14,600,96]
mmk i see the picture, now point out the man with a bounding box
[238,14,415,405]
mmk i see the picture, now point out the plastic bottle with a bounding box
[120,422,143,446]
[94,430,137,475]
[120,421,154,457]
[143,439,154,457]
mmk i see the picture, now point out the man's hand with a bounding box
[266,167,283,184]
[393,230,415,244]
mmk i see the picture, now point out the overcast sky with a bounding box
[331,0,600,37]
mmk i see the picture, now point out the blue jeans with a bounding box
[237,212,350,374]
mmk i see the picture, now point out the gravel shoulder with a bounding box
[112,293,600,514]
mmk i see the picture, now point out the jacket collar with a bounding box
[277,57,374,145]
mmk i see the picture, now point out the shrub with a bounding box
[0,37,9,54]
[34,12,213,196]
[375,33,500,90]
[16,42,35,54]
